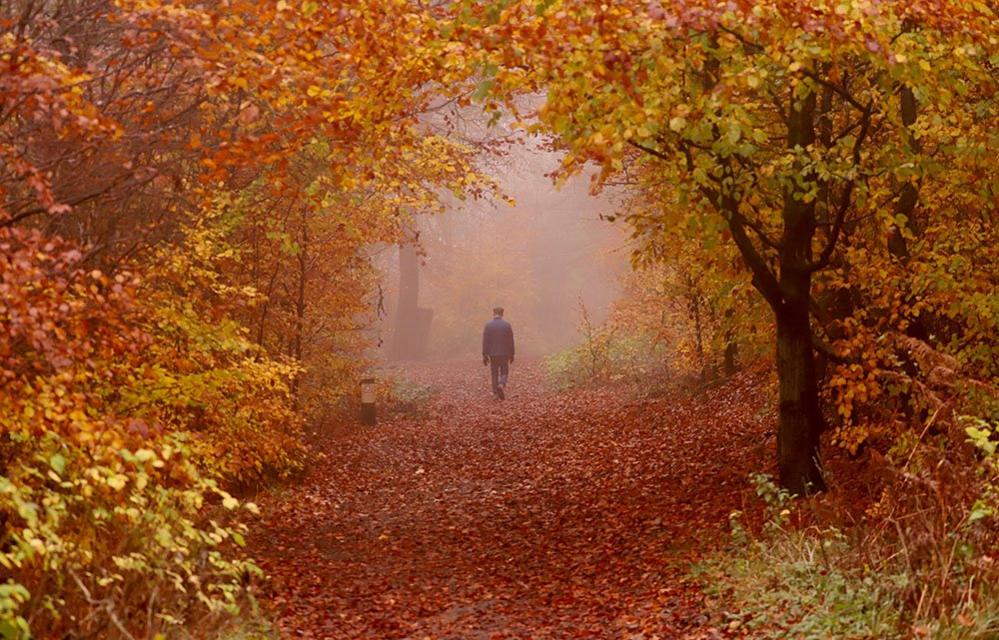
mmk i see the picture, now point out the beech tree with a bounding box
[469,0,998,492]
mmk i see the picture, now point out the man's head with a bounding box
[493,306,504,318]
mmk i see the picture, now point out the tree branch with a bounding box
[811,330,855,364]
[628,139,672,163]
[722,196,783,309]
[802,70,868,112]
[808,101,873,272]
[2,173,151,228]
[732,207,780,251]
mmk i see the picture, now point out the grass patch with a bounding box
[696,473,999,639]
[213,595,280,640]
[383,378,436,418]
[696,528,904,638]
[545,332,672,395]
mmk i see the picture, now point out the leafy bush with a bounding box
[0,225,298,638]
[133,218,304,485]
[702,467,999,639]
[1,434,261,639]
[546,329,672,395]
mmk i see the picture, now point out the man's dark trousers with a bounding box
[482,315,515,397]
[489,356,510,395]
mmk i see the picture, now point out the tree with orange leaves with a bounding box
[467,0,999,492]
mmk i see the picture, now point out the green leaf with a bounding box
[473,78,495,102]
[48,453,66,476]
[969,500,993,524]
[16,503,37,526]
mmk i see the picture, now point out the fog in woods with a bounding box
[380,141,627,360]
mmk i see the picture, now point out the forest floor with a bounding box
[251,360,777,639]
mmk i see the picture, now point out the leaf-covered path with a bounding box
[252,361,772,638]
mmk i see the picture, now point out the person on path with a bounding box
[482,307,515,400]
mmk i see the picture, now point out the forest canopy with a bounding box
[1,0,998,637]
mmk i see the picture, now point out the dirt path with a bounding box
[252,360,772,638]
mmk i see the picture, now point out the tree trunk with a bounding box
[886,84,931,342]
[723,334,738,376]
[775,304,826,494]
[690,292,705,382]
[887,85,920,261]
[290,208,308,404]
[775,89,826,494]
[390,240,422,360]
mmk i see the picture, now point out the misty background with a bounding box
[376,141,628,360]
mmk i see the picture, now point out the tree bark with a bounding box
[290,208,308,404]
[775,89,826,494]
[887,85,921,261]
[775,305,826,493]
[723,332,738,376]
[687,279,706,382]
[886,84,930,342]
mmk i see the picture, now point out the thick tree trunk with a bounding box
[775,304,826,493]
[398,242,420,320]
[390,240,427,360]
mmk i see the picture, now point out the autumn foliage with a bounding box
[467,0,999,632]
[2,0,998,637]
[464,0,999,486]
[1,0,491,636]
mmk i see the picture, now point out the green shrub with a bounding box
[0,434,261,639]
[546,331,672,395]
[699,525,904,638]
[700,470,999,639]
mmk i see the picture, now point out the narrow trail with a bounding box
[252,361,773,639]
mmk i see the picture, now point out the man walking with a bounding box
[482,307,515,400]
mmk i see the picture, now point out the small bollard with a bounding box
[360,377,377,426]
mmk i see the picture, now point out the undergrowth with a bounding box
[214,596,280,640]
[545,332,672,395]
[700,445,999,639]
[381,378,437,418]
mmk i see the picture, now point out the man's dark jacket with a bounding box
[482,317,515,358]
